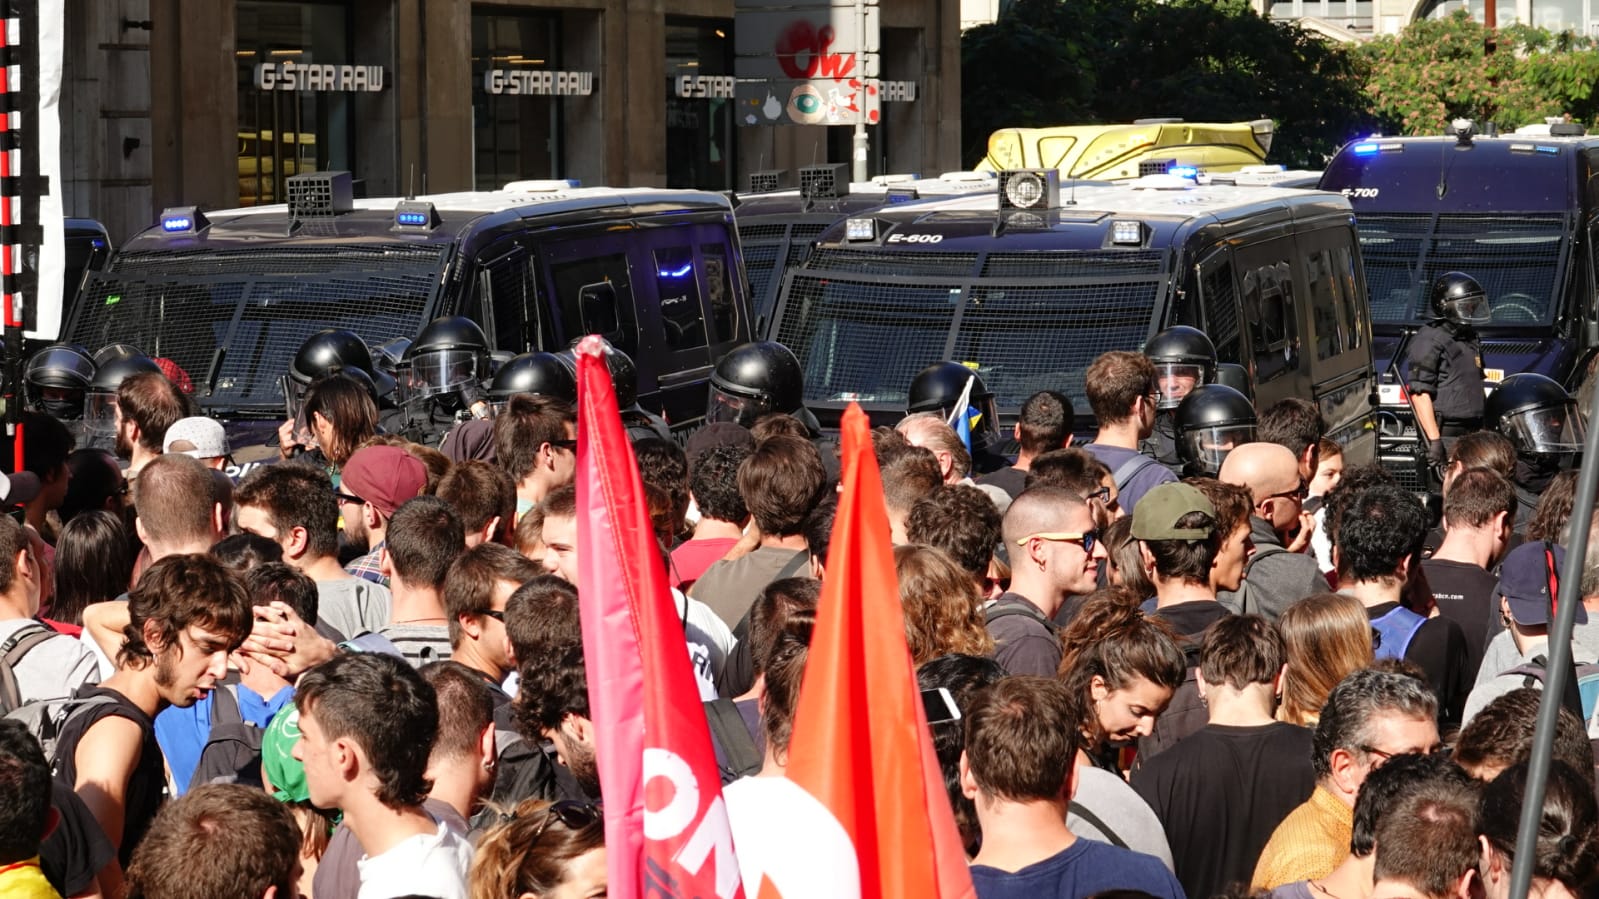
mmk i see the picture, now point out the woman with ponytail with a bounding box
[1477,761,1599,899]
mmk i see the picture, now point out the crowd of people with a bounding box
[0,325,1596,899]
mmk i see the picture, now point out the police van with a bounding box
[735,165,998,330]
[60,172,752,431]
[763,170,1378,462]
[1318,124,1599,486]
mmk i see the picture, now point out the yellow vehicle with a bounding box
[976,118,1276,179]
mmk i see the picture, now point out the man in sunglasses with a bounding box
[986,487,1105,677]
[1217,443,1332,622]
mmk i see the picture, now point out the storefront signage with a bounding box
[483,70,595,96]
[879,80,916,102]
[676,75,738,99]
[255,62,386,92]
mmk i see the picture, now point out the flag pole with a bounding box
[1506,388,1599,899]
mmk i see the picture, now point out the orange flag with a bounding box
[764,402,976,899]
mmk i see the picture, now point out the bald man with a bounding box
[985,487,1106,676]
[1216,443,1330,620]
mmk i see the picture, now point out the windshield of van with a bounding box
[772,249,1166,409]
[1357,213,1567,328]
[67,243,447,411]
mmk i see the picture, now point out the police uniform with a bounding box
[1407,319,1485,446]
[1143,415,1184,476]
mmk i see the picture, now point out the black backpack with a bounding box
[705,697,763,783]
[190,684,266,789]
[0,622,58,714]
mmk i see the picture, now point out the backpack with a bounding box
[0,622,59,713]
[705,697,762,784]
[1231,543,1288,618]
[190,684,266,789]
[4,692,120,769]
[1500,655,1599,722]
[1371,605,1427,661]
[1111,454,1163,494]
[985,599,1059,634]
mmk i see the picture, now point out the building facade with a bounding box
[63,0,961,243]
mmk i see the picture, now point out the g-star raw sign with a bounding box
[255,62,385,92]
[483,69,595,96]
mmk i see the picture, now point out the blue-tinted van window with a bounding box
[1358,214,1563,326]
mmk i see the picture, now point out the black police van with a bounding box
[1318,125,1599,487]
[59,172,752,431]
[764,170,1378,462]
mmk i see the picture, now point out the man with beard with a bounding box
[52,554,252,869]
[113,371,187,482]
[510,574,601,800]
[340,444,429,588]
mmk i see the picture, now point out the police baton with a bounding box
[1507,384,1599,899]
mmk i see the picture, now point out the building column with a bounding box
[149,0,237,221]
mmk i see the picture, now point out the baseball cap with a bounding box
[1130,482,1216,541]
[163,416,230,460]
[340,445,427,518]
[1496,542,1586,627]
[0,471,40,506]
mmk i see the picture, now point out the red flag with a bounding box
[767,402,976,898]
[574,336,746,899]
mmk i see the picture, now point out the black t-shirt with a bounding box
[1421,558,1500,677]
[1147,599,1233,640]
[40,779,116,897]
[1366,601,1472,726]
[1131,722,1316,899]
[52,685,165,867]
[975,465,1028,500]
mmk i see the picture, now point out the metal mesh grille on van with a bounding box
[69,244,448,410]
[805,249,980,277]
[980,251,1164,279]
[1359,213,1565,326]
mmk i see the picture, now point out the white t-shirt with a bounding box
[676,588,735,701]
[0,618,99,702]
[356,817,474,899]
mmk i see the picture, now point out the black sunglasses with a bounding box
[1265,480,1309,502]
[549,439,578,451]
[529,799,602,843]
[335,492,365,505]
[481,609,505,622]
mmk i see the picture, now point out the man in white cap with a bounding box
[162,416,232,472]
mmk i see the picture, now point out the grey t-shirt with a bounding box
[986,593,1062,678]
[377,623,452,669]
[316,577,393,639]
[0,618,100,703]
[1069,765,1176,872]
[689,545,809,629]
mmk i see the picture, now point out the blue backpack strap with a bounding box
[1371,605,1427,661]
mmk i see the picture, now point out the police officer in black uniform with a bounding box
[1143,326,1218,473]
[1408,272,1490,468]
[487,351,578,410]
[1173,384,1257,477]
[708,341,820,433]
[24,343,96,422]
[904,361,1008,476]
[553,344,670,443]
[83,346,162,452]
[399,316,493,446]
[1485,372,1586,528]
[288,328,399,406]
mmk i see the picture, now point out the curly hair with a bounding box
[118,553,252,670]
[509,576,588,739]
[1058,587,1185,747]
[905,484,1002,582]
[895,544,994,665]
[470,798,604,899]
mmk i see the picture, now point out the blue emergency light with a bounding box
[1169,165,1200,180]
[392,201,440,231]
[1352,142,1379,155]
[159,206,207,234]
[658,262,693,279]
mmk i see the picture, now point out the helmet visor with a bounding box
[1180,424,1257,474]
[1505,402,1586,454]
[25,347,95,389]
[708,387,770,427]
[1446,292,1491,324]
[1155,363,1208,410]
[84,390,119,437]
[406,351,480,400]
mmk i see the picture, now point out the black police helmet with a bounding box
[1485,372,1585,456]
[406,316,490,357]
[1429,271,1490,325]
[87,349,161,393]
[710,342,805,411]
[25,344,95,391]
[908,361,993,414]
[292,329,376,383]
[1174,384,1258,477]
[1146,326,1218,410]
[555,344,640,409]
[490,352,578,403]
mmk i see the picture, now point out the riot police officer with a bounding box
[708,341,821,434]
[289,328,398,404]
[399,316,492,446]
[24,343,96,421]
[83,346,162,451]
[557,344,671,442]
[1143,326,1218,472]
[1485,372,1586,527]
[1174,384,1257,477]
[487,351,578,410]
[906,361,1008,475]
[1408,272,1490,466]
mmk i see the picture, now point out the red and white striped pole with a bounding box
[0,4,23,473]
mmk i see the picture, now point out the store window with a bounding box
[236,1,358,206]
[666,19,735,190]
[473,11,567,189]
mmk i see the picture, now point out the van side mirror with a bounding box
[578,281,620,337]
[1215,363,1253,400]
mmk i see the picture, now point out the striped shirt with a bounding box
[376,623,452,669]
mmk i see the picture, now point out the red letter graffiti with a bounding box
[774,20,855,81]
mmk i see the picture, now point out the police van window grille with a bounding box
[785,242,815,266]
[743,244,781,306]
[790,223,828,241]
[1361,213,1565,326]
[805,249,979,277]
[1203,263,1242,366]
[951,281,1161,407]
[774,274,962,405]
[69,278,244,391]
[980,251,1163,279]
[737,224,788,242]
[213,273,434,404]
[109,244,449,278]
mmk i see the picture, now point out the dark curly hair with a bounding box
[690,443,751,524]
[905,484,1002,582]
[509,576,589,738]
[118,553,252,670]
[295,653,438,809]
[1335,485,1428,584]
